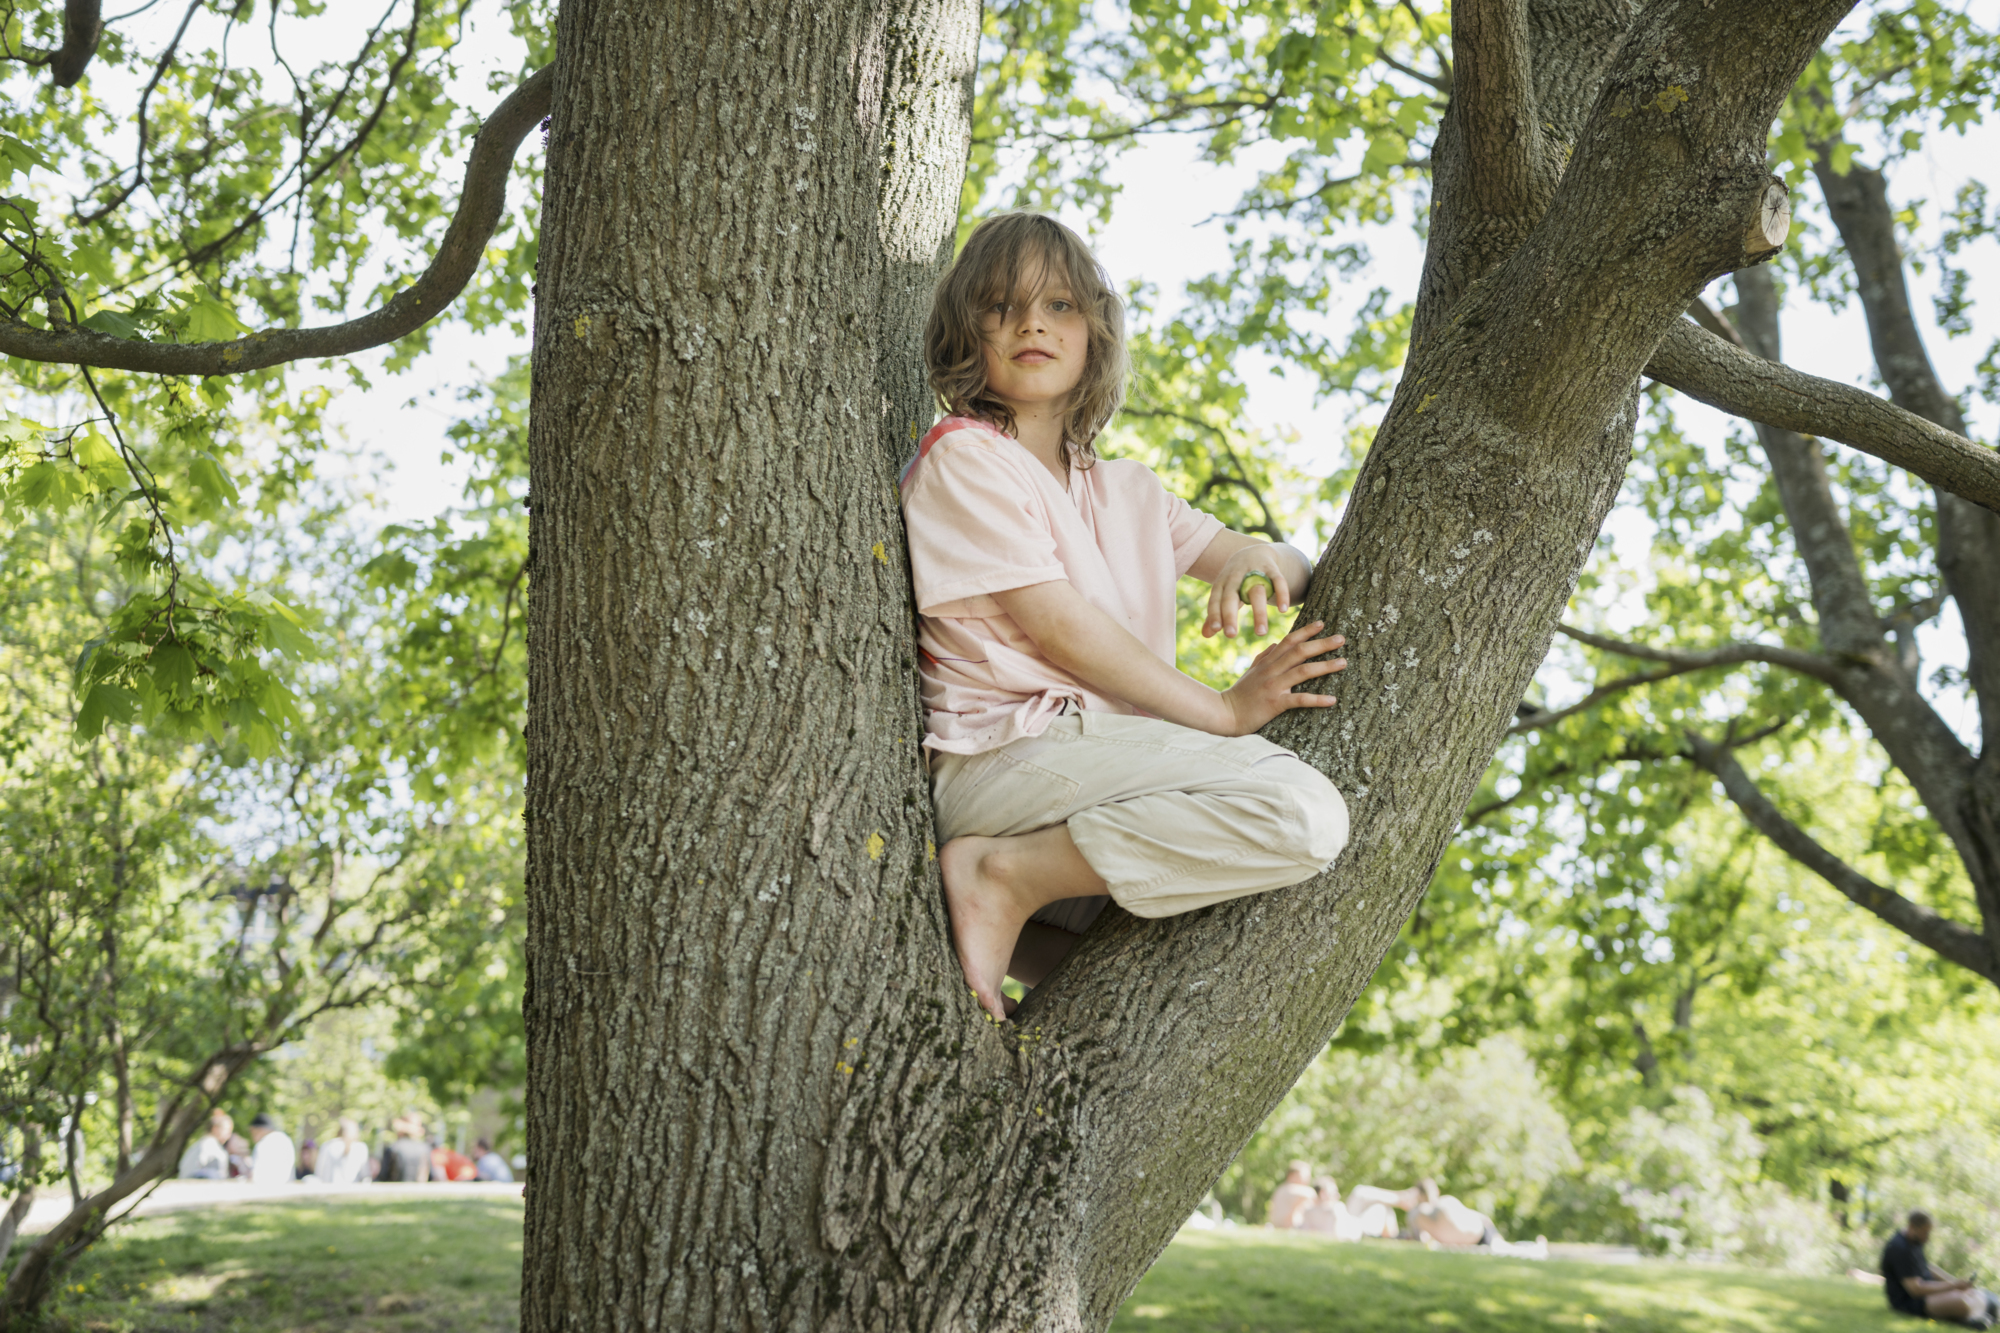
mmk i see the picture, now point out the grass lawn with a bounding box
[40,1197,524,1332]
[35,1197,1904,1332]
[1113,1230,1901,1333]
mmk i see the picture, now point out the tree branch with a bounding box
[0,62,551,376]
[1509,661,1716,733]
[1686,730,2000,983]
[1555,623,1841,686]
[50,0,103,86]
[1645,317,2000,516]
[1448,0,1539,217]
[1727,265,1885,654]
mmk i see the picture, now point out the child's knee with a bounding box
[1262,759,1348,870]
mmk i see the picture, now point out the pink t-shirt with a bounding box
[900,416,1223,754]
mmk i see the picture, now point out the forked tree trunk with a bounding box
[521,1,1855,1329]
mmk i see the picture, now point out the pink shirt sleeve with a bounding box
[904,438,1069,615]
[1162,479,1225,577]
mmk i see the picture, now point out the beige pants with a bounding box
[930,710,1348,929]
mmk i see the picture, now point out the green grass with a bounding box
[1111,1230,1899,1333]
[39,1197,523,1332]
[37,1198,1904,1332]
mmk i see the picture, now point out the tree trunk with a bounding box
[521,1,1856,1329]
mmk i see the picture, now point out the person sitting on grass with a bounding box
[472,1137,514,1183]
[1266,1162,1318,1229]
[245,1113,295,1186]
[379,1116,431,1183]
[313,1118,372,1185]
[1345,1178,1544,1254]
[1300,1176,1397,1240]
[176,1109,232,1180]
[1883,1210,1998,1328]
[905,211,1351,1024]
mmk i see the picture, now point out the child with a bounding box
[902,212,1350,1021]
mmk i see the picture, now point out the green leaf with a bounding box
[261,611,316,659]
[81,309,142,339]
[74,683,138,741]
[177,293,249,342]
[1361,130,1408,174]
[75,429,123,479]
[14,461,73,510]
[150,643,197,699]
[188,454,241,512]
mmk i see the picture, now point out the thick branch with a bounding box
[1729,265,1883,654]
[0,63,552,376]
[1646,317,2000,516]
[1814,148,2000,754]
[1448,0,1540,217]
[1556,623,1841,686]
[50,0,102,86]
[1687,731,2000,984]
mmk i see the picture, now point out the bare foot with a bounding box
[939,836,1028,1021]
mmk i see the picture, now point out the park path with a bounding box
[18,1179,523,1236]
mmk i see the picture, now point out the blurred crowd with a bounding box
[175,1109,516,1185]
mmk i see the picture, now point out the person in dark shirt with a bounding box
[378,1115,432,1184]
[1882,1210,1996,1327]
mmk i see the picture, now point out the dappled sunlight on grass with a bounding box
[42,1195,1900,1332]
[44,1197,524,1332]
[1111,1230,1896,1333]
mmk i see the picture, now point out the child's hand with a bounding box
[1204,546,1294,639]
[1219,622,1346,735]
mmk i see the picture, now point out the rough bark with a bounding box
[522,1,1856,1329]
[521,0,983,1327]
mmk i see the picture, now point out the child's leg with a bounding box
[932,713,1346,1018]
[939,824,1104,1019]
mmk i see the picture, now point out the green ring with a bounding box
[1237,571,1277,603]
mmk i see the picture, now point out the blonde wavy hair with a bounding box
[924,212,1129,469]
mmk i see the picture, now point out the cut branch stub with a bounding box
[1748,179,1791,255]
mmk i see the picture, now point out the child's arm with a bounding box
[1187,531,1315,639]
[990,579,1345,737]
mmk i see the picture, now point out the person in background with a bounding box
[295,1139,318,1180]
[226,1132,252,1178]
[379,1115,431,1183]
[246,1113,296,1186]
[431,1139,477,1183]
[1345,1178,1531,1250]
[314,1117,371,1185]
[176,1110,232,1179]
[472,1138,514,1183]
[1300,1177,1395,1240]
[1266,1161,1317,1229]
[1882,1210,1998,1328]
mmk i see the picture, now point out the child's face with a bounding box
[977,275,1088,418]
